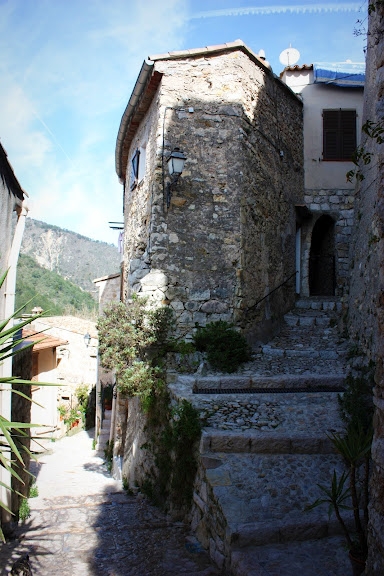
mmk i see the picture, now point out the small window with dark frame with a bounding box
[130,149,140,190]
[323,109,356,161]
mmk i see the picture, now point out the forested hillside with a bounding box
[20,218,120,294]
[16,254,98,317]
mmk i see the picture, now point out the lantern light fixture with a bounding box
[166,147,187,177]
[84,332,91,347]
[166,148,187,209]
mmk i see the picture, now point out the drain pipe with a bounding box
[1,199,29,527]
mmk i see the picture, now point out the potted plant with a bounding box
[57,404,67,421]
[64,408,82,430]
[306,365,374,575]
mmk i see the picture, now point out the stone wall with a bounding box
[347,5,384,574]
[123,49,303,344]
[119,396,151,488]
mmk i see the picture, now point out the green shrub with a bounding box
[104,439,114,472]
[119,361,163,411]
[193,320,250,373]
[142,397,201,510]
[29,482,38,498]
[338,362,374,434]
[18,498,30,521]
[97,298,174,406]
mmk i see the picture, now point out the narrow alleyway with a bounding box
[0,429,223,576]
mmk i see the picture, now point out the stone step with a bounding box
[192,452,350,559]
[229,536,351,576]
[269,323,345,344]
[102,409,112,422]
[171,386,344,439]
[294,297,342,312]
[196,390,344,453]
[284,311,335,328]
[200,431,337,455]
[192,373,345,391]
[261,344,343,359]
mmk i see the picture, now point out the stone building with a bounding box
[21,328,68,448]
[28,316,98,441]
[31,316,98,395]
[115,40,304,345]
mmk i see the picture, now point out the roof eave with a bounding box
[0,142,26,201]
[115,60,155,182]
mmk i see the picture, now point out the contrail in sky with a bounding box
[32,109,74,165]
[191,3,362,19]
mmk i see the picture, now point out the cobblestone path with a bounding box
[0,429,223,576]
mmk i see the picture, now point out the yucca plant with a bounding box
[0,269,55,541]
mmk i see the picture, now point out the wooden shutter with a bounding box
[323,110,356,160]
[340,110,356,159]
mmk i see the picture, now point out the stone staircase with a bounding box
[169,297,353,575]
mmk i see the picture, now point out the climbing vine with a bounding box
[141,396,202,512]
[346,120,384,183]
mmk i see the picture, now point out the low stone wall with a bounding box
[189,453,229,571]
[117,395,154,489]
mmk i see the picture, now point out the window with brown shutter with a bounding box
[323,109,356,161]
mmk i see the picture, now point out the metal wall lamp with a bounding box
[166,147,186,208]
[84,332,91,347]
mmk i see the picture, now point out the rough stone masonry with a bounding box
[118,43,304,346]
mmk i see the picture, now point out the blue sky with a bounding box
[0,0,366,244]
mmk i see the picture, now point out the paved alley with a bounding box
[0,429,223,576]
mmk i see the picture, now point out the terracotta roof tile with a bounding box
[22,329,68,351]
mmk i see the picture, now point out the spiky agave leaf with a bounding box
[0,269,58,541]
[305,469,351,516]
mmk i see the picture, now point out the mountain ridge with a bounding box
[20,218,121,295]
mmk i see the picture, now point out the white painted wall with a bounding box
[33,317,98,392]
[30,348,59,449]
[282,68,364,191]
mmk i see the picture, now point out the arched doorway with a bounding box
[309,215,335,296]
